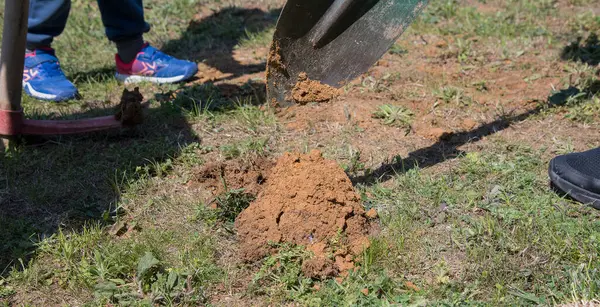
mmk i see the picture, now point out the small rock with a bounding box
[462,119,478,130]
[428,127,453,140]
[405,281,420,292]
[361,288,369,296]
[413,121,453,141]
[109,220,128,237]
[308,242,327,256]
[366,208,378,219]
[435,40,448,48]
[376,60,390,67]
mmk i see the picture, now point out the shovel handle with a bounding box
[0,0,29,112]
[308,0,361,48]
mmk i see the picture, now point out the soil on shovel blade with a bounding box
[291,72,342,104]
[235,150,372,279]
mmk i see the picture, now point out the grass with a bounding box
[372,104,414,130]
[220,136,270,159]
[236,27,276,50]
[8,224,221,305]
[413,0,552,39]
[2,0,600,305]
[434,86,475,107]
[376,146,600,305]
[252,144,600,306]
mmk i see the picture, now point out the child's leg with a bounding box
[97,0,150,62]
[27,0,71,49]
[98,0,197,84]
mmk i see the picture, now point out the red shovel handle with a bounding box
[0,0,125,137]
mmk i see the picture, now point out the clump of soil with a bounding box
[195,157,275,196]
[266,40,286,79]
[115,87,144,126]
[412,114,454,141]
[291,72,342,104]
[235,150,371,279]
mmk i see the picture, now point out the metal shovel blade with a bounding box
[266,0,428,107]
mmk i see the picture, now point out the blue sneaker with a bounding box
[115,43,198,84]
[23,48,78,101]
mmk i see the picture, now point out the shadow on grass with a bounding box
[561,33,600,66]
[0,4,277,275]
[70,67,116,85]
[351,81,600,186]
[0,96,198,275]
[161,7,281,80]
[0,80,269,279]
[72,6,281,87]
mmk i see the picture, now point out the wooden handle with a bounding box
[0,0,30,112]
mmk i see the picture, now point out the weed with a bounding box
[220,137,269,160]
[569,12,600,35]
[136,158,174,178]
[195,177,255,227]
[434,86,473,106]
[0,280,15,299]
[564,96,600,123]
[178,142,209,167]
[226,102,277,134]
[473,80,489,92]
[8,223,220,306]
[552,137,575,155]
[372,104,414,131]
[250,244,312,303]
[388,44,408,56]
[193,202,221,230]
[341,146,365,174]
[213,189,255,224]
[455,38,474,63]
[93,251,198,305]
[236,27,276,50]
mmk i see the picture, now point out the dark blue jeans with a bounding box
[27,0,150,48]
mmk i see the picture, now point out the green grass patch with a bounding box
[9,224,221,306]
[372,104,414,131]
[413,0,551,39]
[246,143,600,305]
[236,27,276,50]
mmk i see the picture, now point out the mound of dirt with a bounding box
[291,73,342,104]
[235,150,371,279]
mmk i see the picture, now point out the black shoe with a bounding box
[549,147,600,209]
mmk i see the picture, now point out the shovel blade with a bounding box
[266,0,428,107]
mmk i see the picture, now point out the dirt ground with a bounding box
[168,0,600,302]
[188,0,600,300]
[2,0,600,305]
[187,1,600,174]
